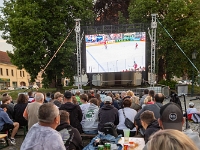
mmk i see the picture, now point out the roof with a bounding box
[0,51,12,64]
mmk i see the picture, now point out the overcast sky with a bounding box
[0,0,13,52]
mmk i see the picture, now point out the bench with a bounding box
[81,133,97,147]
[0,134,9,148]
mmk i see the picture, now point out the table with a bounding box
[118,137,145,150]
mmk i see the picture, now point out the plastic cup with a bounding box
[123,129,130,143]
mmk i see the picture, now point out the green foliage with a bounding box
[158,80,177,89]
[0,0,94,88]
[128,0,200,79]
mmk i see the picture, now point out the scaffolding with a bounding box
[148,14,157,87]
[74,19,82,89]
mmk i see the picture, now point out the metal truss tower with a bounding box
[148,14,157,87]
[74,19,82,89]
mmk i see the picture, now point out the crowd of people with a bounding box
[0,89,200,150]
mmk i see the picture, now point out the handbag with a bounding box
[122,109,135,130]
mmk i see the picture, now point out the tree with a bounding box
[0,0,94,88]
[94,0,130,25]
[129,0,200,80]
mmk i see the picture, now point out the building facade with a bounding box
[0,51,29,89]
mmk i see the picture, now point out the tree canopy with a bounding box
[0,0,94,87]
[129,0,200,80]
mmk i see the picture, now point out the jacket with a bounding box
[98,104,119,132]
[14,103,28,126]
[0,108,13,131]
[144,120,160,143]
[56,122,83,150]
[82,103,99,131]
[60,102,83,133]
[135,102,163,127]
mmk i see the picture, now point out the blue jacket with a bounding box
[0,108,13,131]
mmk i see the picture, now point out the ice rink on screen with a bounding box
[86,41,146,73]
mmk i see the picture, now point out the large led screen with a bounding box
[85,32,146,73]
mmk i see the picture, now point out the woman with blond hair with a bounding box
[126,90,135,98]
[130,96,141,112]
[147,129,199,150]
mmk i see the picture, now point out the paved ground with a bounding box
[1,96,200,150]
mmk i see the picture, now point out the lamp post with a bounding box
[191,51,197,97]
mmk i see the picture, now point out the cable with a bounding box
[157,19,199,73]
[41,27,75,73]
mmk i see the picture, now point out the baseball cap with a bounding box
[104,96,112,103]
[64,91,72,99]
[189,102,195,107]
[160,102,183,131]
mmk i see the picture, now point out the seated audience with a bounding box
[45,92,51,102]
[0,104,19,145]
[2,95,14,120]
[100,93,120,110]
[53,92,64,108]
[186,102,200,122]
[147,129,198,150]
[130,96,141,112]
[60,91,83,133]
[80,94,90,115]
[117,98,137,137]
[56,110,83,149]
[140,110,160,143]
[14,94,28,126]
[98,96,119,134]
[23,93,44,130]
[21,103,65,150]
[28,91,34,102]
[140,89,149,106]
[82,98,99,134]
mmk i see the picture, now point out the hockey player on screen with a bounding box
[133,61,137,71]
[135,43,138,49]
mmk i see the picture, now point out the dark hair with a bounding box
[123,98,131,107]
[140,110,156,125]
[28,91,33,97]
[80,94,88,102]
[0,104,7,109]
[89,98,98,106]
[17,94,28,104]
[107,92,113,98]
[2,93,8,97]
[149,90,155,99]
[144,89,149,94]
[51,93,54,99]
[46,92,51,97]
[154,93,164,103]
[87,93,95,100]
[170,93,182,110]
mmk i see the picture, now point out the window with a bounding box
[6,69,9,76]
[0,68,2,75]
[11,69,14,76]
[23,71,25,77]
[20,71,22,77]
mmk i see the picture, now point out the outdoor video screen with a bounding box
[85,32,146,73]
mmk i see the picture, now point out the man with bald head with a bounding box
[134,93,164,129]
[23,92,44,129]
[21,103,65,150]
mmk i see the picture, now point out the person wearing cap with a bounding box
[98,96,119,134]
[186,102,200,122]
[100,92,120,109]
[59,91,83,133]
[143,102,200,150]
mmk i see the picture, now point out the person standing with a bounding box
[23,93,44,130]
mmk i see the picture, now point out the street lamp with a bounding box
[191,50,197,97]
